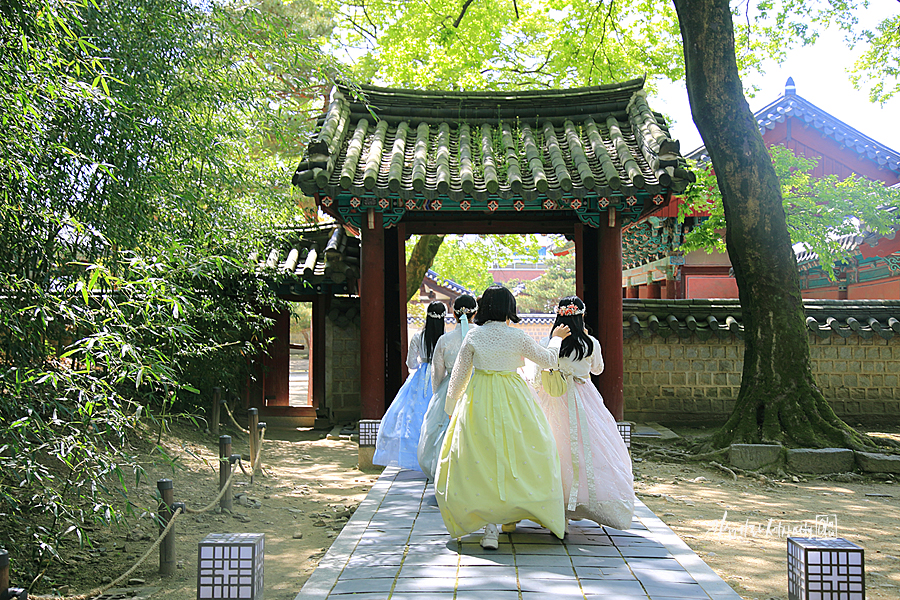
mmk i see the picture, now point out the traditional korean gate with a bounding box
[293,79,694,421]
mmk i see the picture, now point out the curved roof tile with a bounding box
[294,80,695,201]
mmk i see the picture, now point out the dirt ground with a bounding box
[27,422,900,600]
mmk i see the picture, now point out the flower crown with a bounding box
[427,308,447,318]
[455,304,478,315]
[557,303,585,316]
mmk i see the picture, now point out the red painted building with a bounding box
[623,78,900,299]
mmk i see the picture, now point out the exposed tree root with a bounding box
[710,379,874,451]
[710,461,736,481]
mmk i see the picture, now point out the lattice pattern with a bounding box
[788,537,865,600]
[198,533,265,600]
[359,419,380,447]
[616,421,633,449]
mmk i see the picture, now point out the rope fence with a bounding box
[13,405,270,600]
[222,401,250,435]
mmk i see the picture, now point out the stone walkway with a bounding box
[294,468,742,600]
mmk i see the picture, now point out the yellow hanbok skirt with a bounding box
[434,369,565,539]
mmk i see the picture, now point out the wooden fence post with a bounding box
[0,549,9,599]
[219,435,233,512]
[211,387,222,436]
[248,408,259,480]
[157,479,175,577]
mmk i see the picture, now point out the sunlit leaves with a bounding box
[851,14,900,103]
[409,233,543,293]
[680,145,900,276]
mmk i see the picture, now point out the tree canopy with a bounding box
[508,250,577,314]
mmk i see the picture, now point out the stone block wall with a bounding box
[325,299,361,423]
[624,332,900,424]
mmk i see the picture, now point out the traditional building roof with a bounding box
[688,78,900,177]
[256,224,360,296]
[293,80,694,229]
[623,299,900,340]
[425,269,472,296]
[794,233,864,266]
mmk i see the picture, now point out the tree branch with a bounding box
[453,0,477,28]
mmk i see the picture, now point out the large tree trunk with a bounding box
[405,234,444,302]
[672,0,865,449]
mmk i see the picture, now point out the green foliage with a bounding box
[409,234,543,294]
[328,0,685,90]
[509,251,576,314]
[322,0,873,94]
[679,145,900,276]
[851,14,900,103]
[1,0,341,586]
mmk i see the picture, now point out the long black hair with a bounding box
[453,294,478,321]
[422,301,447,362]
[474,284,520,325]
[550,296,593,360]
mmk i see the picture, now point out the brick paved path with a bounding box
[294,468,742,600]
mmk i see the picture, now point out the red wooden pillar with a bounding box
[384,225,405,399]
[625,285,639,298]
[574,223,585,301]
[397,223,409,387]
[597,213,624,421]
[665,279,677,299]
[360,211,386,419]
[646,282,661,298]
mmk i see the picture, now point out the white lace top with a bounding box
[431,324,478,394]
[406,331,425,369]
[542,334,604,378]
[446,321,562,410]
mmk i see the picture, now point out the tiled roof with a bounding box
[794,233,864,266]
[623,299,900,340]
[687,78,900,174]
[256,225,360,295]
[425,270,473,296]
[293,80,695,203]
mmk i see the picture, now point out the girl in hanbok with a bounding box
[373,301,446,471]
[534,296,634,530]
[435,285,570,549]
[417,294,478,480]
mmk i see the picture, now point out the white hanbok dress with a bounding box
[535,335,634,529]
[417,322,477,480]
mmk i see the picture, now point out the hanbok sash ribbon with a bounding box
[562,371,597,512]
[474,368,519,502]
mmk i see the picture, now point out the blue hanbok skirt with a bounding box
[373,363,432,471]
[417,375,451,480]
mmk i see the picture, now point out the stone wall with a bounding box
[624,332,900,424]
[325,299,361,423]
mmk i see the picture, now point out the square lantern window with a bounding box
[198,533,265,600]
[616,421,633,450]
[787,537,864,600]
[359,419,380,447]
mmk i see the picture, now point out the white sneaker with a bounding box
[480,524,500,550]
